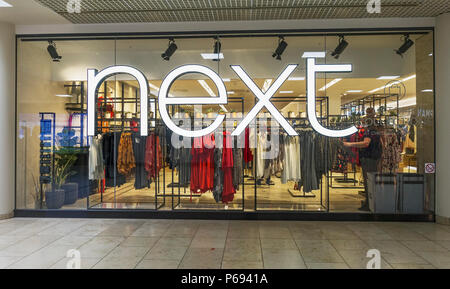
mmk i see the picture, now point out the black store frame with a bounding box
[14,27,436,221]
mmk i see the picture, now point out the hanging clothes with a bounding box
[281,135,301,184]
[232,147,243,190]
[132,133,149,189]
[190,133,215,194]
[89,135,104,180]
[213,147,223,203]
[102,132,126,187]
[243,127,254,163]
[256,131,273,180]
[173,145,192,186]
[169,133,192,187]
[144,132,162,181]
[299,131,319,193]
[380,129,402,173]
[222,132,236,203]
[117,132,135,176]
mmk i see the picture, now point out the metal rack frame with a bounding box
[254,96,329,212]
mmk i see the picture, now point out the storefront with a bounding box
[14,28,436,220]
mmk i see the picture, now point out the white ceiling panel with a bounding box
[33,0,450,24]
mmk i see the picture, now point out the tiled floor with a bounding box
[1,218,450,269]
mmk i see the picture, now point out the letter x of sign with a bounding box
[231,65,298,136]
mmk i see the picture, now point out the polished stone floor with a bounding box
[1,218,450,269]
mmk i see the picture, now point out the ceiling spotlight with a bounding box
[212,37,221,62]
[395,35,414,57]
[331,36,348,59]
[272,36,288,61]
[47,41,62,62]
[161,38,177,61]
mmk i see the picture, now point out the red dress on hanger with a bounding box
[222,131,236,203]
[190,133,215,194]
[243,127,253,163]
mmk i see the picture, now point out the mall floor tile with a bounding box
[0,218,449,269]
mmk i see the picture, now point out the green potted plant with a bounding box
[45,149,77,209]
[57,128,80,205]
[31,173,43,209]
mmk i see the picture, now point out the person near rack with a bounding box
[343,107,382,211]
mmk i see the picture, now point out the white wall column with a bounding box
[0,22,14,219]
[435,13,450,224]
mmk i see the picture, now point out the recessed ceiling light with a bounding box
[319,78,342,91]
[402,74,417,82]
[55,94,73,98]
[346,90,363,93]
[288,77,305,81]
[227,91,235,95]
[302,52,326,58]
[201,53,224,60]
[0,1,12,7]
[377,76,400,80]
[279,91,294,94]
[421,89,433,92]
[428,53,433,57]
[198,79,217,97]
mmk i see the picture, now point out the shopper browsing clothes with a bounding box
[343,107,382,211]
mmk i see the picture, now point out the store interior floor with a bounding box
[81,167,366,212]
[1,217,449,269]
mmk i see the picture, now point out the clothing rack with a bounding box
[253,96,329,210]
[89,80,163,210]
[169,97,246,211]
[341,93,400,127]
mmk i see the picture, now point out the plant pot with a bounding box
[45,189,65,209]
[62,183,78,205]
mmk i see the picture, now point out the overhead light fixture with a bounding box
[319,78,342,91]
[161,38,177,61]
[331,35,349,59]
[368,74,416,93]
[279,91,294,94]
[428,53,433,57]
[346,90,363,93]
[201,53,224,60]
[227,91,235,95]
[395,35,414,57]
[302,52,326,58]
[47,41,62,62]
[402,74,417,82]
[262,79,273,93]
[377,76,400,80]
[222,78,231,82]
[0,0,12,7]
[272,36,288,61]
[421,89,433,92]
[288,77,305,81]
[55,94,73,98]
